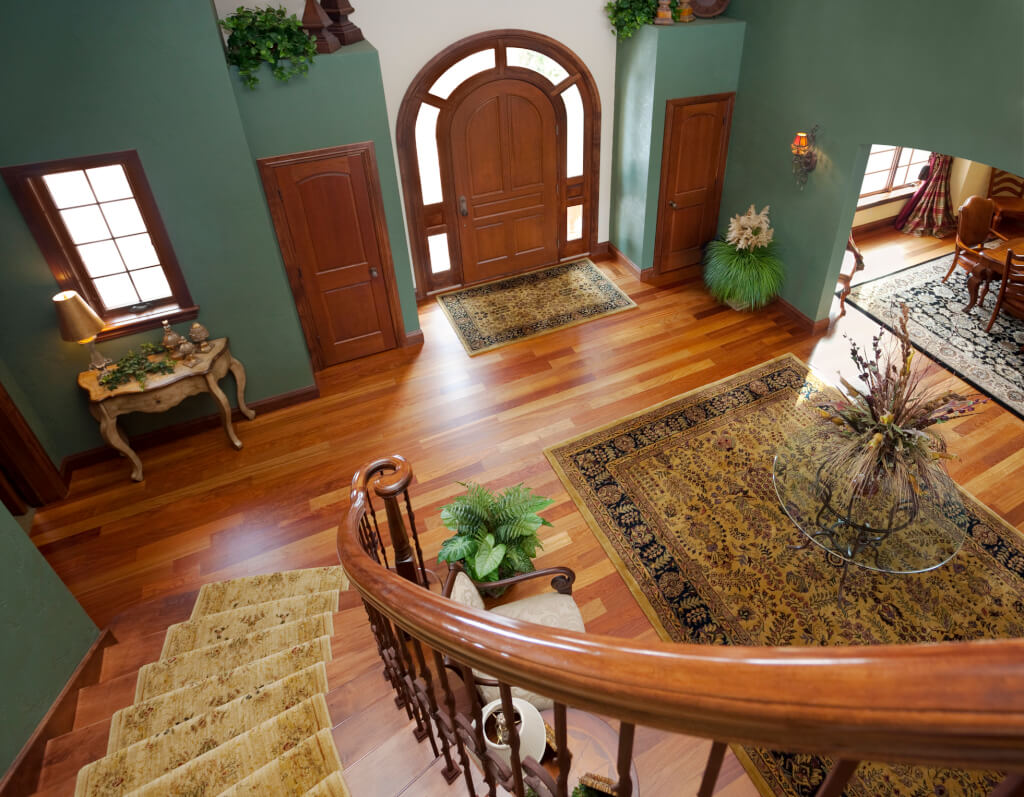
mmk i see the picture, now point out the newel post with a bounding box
[368,456,425,587]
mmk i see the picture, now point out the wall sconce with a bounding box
[791,124,820,189]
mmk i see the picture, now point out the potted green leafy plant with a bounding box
[605,0,681,40]
[703,204,785,310]
[437,483,553,586]
[219,6,317,89]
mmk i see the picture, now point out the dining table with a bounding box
[964,235,1024,313]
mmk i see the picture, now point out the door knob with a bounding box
[369,267,379,278]
[668,200,679,209]
[459,196,468,216]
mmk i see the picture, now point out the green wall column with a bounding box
[0,508,98,772]
[230,44,420,336]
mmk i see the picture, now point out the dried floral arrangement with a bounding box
[816,306,983,505]
[704,204,784,309]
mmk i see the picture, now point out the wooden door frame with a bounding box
[0,379,66,513]
[396,30,602,299]
[257,142,409,372]
[652,92,735,275]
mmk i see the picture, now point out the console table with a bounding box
[77,337,254,482]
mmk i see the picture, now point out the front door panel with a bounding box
[450,79,559,284]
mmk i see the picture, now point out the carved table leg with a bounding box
[228,355,255,420]
[92,405,144,481]
[965,271,983,313]
[205,373,243,450]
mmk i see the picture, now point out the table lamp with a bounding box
[53,290,111,370]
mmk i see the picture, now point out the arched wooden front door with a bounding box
[398,31,601,298]
[450,79,559,284]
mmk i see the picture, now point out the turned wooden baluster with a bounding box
[363,492,390,569]
[392,619,437,748]
[697,741,728,797]
[364,603,413,716]
[431,648,476,792]
[411,637,458,777]
[613,722,636,797]
[554,703,572,797]
[815,759,859,797]
[458,662,499,797]
[403,490,429,580]
[498,684,527,797]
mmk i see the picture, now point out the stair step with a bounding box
[337,713,439,797]
[325,663,391,726]
[99,625,169,681]
[73,670,137,731]
[37,717,110,791]
[331,689,419,769]
[29,770,77,797]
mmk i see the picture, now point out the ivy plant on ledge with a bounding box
[220,6,317,89]
[605,0,681,39]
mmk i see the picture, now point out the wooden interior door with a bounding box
[450,79,559,284]
[654,94,734,275]
[260,144,401,370]
[0,379,66,514]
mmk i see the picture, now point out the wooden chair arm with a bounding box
[472,566,577,596]
[991,227,1010,241]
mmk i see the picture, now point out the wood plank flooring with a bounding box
[29,228,1024,795]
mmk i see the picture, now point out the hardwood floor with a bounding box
[27,228,1024,795]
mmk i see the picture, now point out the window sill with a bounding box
[96,303,199,342]
[857,185,917,211]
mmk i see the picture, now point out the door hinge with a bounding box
[277,188,283,200]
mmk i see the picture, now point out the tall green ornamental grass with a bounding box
[703,205,784,309]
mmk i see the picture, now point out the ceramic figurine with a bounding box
[161,319,184,352]
[189,321,211,353]
[678,0,695,22]
[655,0,674,24]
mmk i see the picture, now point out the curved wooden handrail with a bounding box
[339,456,1024,772]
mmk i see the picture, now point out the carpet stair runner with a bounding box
[67,566,353,797]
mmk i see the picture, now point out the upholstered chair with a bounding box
[442,563,584,711]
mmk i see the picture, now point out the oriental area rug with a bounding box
[436,259,636,355]
[545,354,1024,797]
[845,252,1024,419]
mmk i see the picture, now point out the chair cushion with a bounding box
[477,593,585,711]
[448,572,486,612]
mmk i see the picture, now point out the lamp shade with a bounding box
[791,132,810,156]
[53,290,105,343]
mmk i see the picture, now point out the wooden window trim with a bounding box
[860,146,930,200]
[1,150,197,341]
[396,30,602,299]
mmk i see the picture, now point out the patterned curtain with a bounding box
[894,152,956,237]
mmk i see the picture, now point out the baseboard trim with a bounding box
[773,296,830,335]
[60,384,320,479]
[852,217,898,236]
[0,629,116,796]
[590,241,611,258]
[607,243,656,281]
[401,329,424,347]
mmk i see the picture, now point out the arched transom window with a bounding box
[397,31,601,296]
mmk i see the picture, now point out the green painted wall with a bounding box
[721,0,1024,321]
[231,45,419,335]
[0,507,98,772]
[610,19,746,271]
[0,0,315,465]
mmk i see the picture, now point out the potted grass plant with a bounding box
[703,204,784,310]
[436,482,553,588]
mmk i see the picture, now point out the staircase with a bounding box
[26,568,448,797]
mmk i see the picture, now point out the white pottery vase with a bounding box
[479,697,547,766]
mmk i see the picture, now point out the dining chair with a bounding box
[943,196,1007,283]
[985,249,1024,332]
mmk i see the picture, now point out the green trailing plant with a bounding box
[437,482,553,583]
[605,0,680,40]
[98,345,174,391]
[703,204,785,309]
[219,6,317,89]
[572,785,606,797]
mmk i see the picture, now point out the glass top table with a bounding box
[773,424,967,601]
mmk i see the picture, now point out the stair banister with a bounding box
[340,455,1024,781]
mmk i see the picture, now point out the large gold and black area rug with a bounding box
[436,259,636,356]
[545,354,1024,797]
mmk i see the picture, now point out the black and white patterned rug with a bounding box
[844,252,1024,418]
